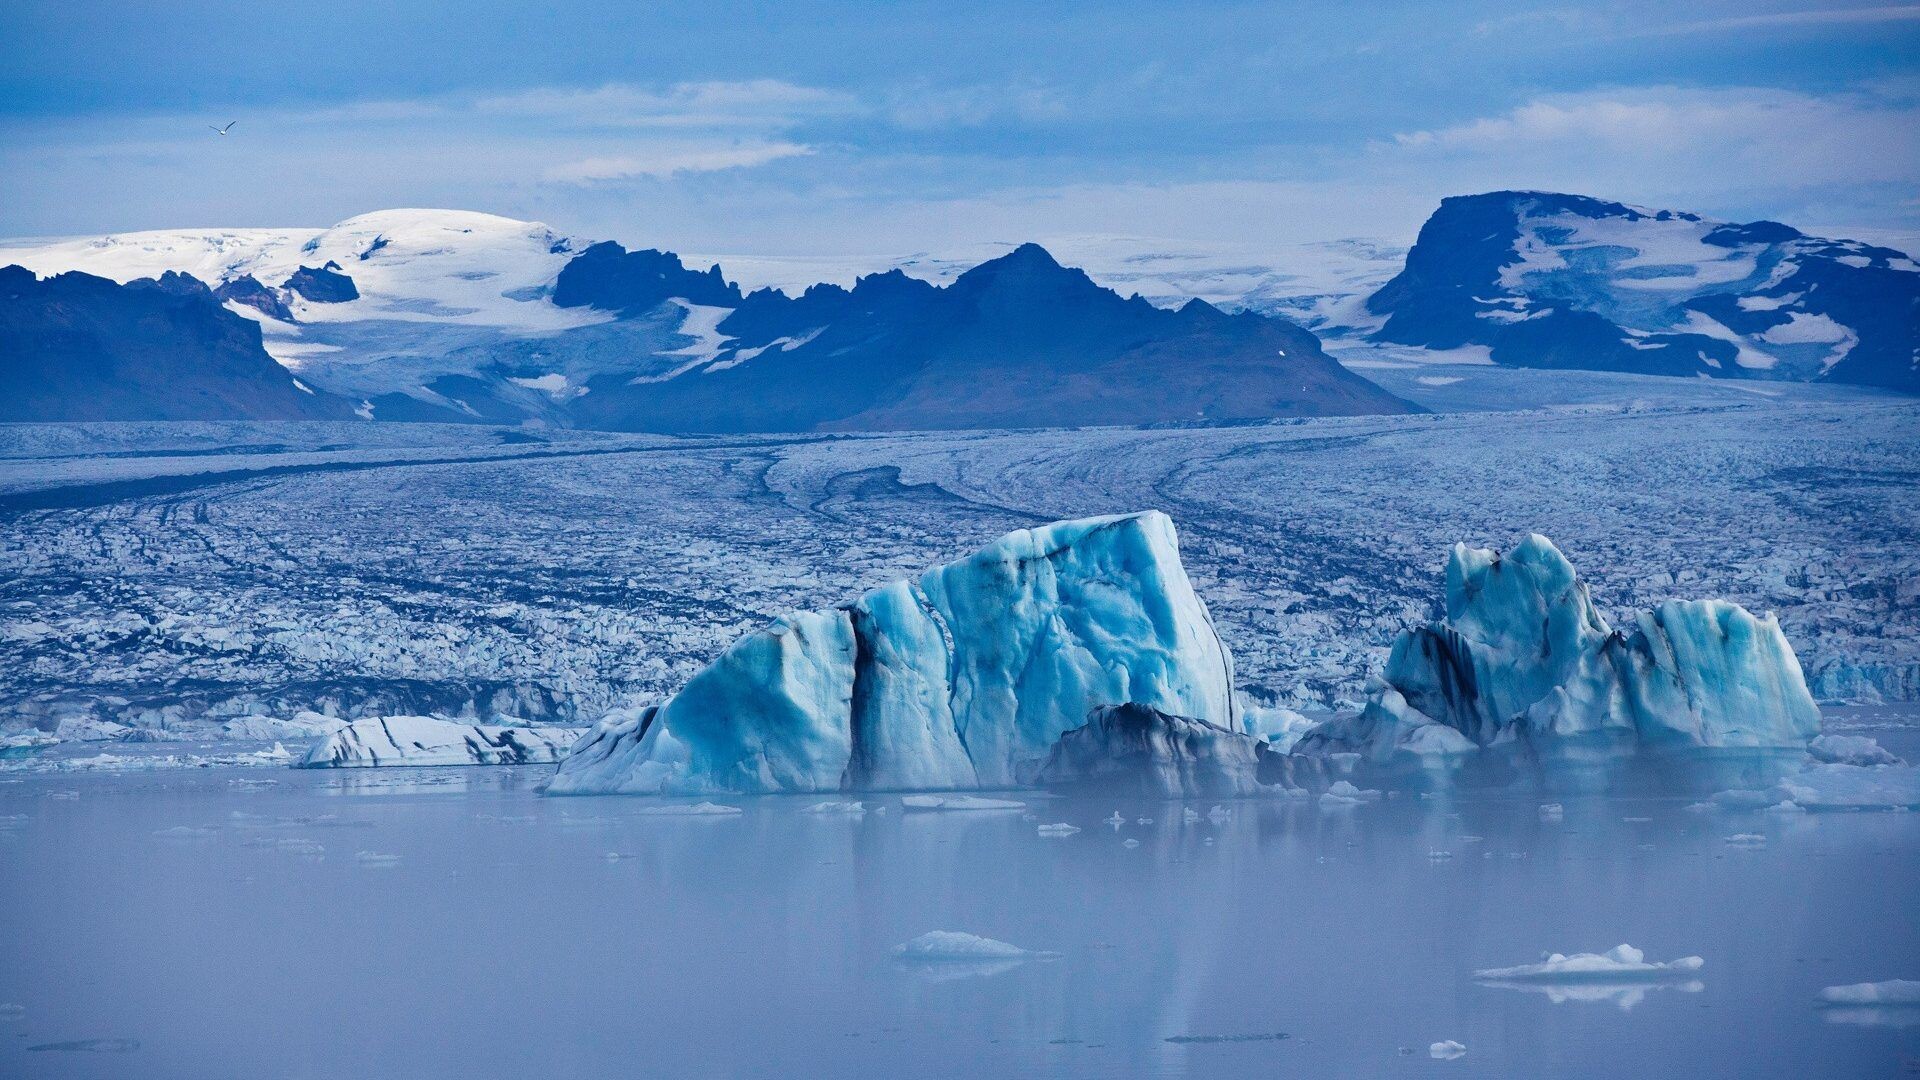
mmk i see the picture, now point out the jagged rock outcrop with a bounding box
[282,261,359,303]
[548,512,1237,794]
[0,265,355,421]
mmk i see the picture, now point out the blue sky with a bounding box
[3,1,1917,253]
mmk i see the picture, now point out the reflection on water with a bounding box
[0,764,1915,1079]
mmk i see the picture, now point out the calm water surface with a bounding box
[1,741,1917,1080]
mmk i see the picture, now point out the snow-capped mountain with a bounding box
[1367,191,1920,391]
[0,266,355,422]
[0,210,1416,428]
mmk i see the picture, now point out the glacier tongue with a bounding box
[547,511,1237,794]
[1305,534,1820,765]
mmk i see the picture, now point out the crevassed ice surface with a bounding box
[548,512,1235,794]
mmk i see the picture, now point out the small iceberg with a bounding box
[1319,780,1381,808]
[1429,1040,1467,1060]
[633,801,742,816]
[1807,734,1901,767]
[801,800,868,814]
[297,716,583,768]
[1036,822,1081,837]
[1474,945,1704,983]
[891,931,1059,967]
[900,794,1025,812]
[1818,980,1920,1005]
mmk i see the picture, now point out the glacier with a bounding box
[1300,534,1821,769]
[547,511,1236,794]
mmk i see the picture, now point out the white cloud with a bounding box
[543,143,815,183]
[1384,85,1920,190]
[1639,4,1920,36]
[473,80,860,128]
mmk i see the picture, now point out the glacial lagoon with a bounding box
[2,719,1916,1080]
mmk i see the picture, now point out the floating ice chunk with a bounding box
[1429,1040,1467,1060]
[1123,838,1140,848]
[1104,811,1125,827]
[1136,817,1153,824]
[1711,789,1774,810]
[1319,780,1383,808]
[1539,802,1565,820]
[1772,764,1920,810]
[152,825,218,838]
[1207,805,1232,822]
[633,801,741,816]
[1309,535,1821,766]
[0,1003,23,1020]
[355,850,402,867]
[1724,833,1767,846]
[297,716,583,768]
[1036,822,1081,837]
[549,512,1238,794]
[1163,1032,1290,1044]
[1808,734,1900,767]
[1475,945,1705,983]
[801,800,867,814]
[1818,980,1920,1005]
[1183,807,1201,823]
[900,795,1026,812]
[891,931,1057,962]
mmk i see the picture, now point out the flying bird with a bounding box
[209,121,236,136]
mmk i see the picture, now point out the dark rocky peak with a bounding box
[283,263,359,303]
[551,241,741,315]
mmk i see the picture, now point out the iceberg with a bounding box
[295,716,584,768]
[1473,945,1704,983]
[1807,734,1901,767]
[1818,980,1920,1005]
[1771,762,1920,810]
[899,794,1025,811]
[1035,703,1270,797]
[548,512,1237,794]
[1301,535,1820,767]
[891,931,1057,962]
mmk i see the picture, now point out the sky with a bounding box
[3,1,1918,256]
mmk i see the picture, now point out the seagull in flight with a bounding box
[209,121,236,136]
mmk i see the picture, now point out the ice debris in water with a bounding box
[1771,763,1920,810]
[1474,945,1705,982]
[1104,811,1125,827]
[1318,781,1381,808]
[1725,833,1768,846]
[548,512,1237,794]
[355,851,402,867]
[900,794,1025,811]
[801,801,867,814]
[1300,535,1821,767]
[632,801,742,816]
[1818,980,1920,1005]
[1807,734,1901,767]
[1429,1040,1467,1060]
[1539,803,1565,820]
[891,931,1057,962]
[1036,822,1081,837]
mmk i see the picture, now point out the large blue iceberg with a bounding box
[548,512,1238,794]
[1302,534,1821,766]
